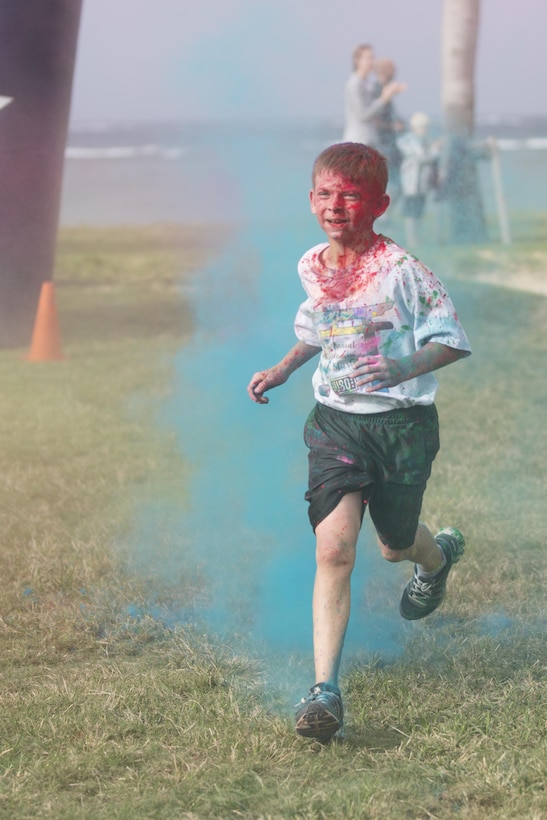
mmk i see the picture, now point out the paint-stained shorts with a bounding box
[303,402,440,549]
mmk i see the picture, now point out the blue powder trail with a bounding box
[139,128,411,677]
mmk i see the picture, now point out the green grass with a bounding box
[0,223,546,819]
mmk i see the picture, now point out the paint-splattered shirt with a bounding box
[294,235,471,413]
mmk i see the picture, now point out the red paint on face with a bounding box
[310,170,387,249]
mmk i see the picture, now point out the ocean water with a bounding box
[60,117,547,229]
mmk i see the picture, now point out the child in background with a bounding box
[397,112,441,246]
[247,142,471,743]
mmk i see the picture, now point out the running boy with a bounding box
[247,143,471,743]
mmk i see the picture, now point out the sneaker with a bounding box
[400,527,465,621]
[295,682,343,742]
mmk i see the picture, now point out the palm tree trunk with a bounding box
[440,0,487,243]
[442,0,480,133]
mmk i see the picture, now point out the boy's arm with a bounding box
[352,342,470,393]
[247,341,320,405]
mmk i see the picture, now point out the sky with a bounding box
[70,0,547,125]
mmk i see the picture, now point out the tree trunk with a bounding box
[440,0,487,243]
[0,0,83,348]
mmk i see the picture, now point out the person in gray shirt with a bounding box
[343,44,406,147]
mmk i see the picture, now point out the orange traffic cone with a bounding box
[26,281,64,361]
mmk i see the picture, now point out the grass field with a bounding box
[0,222,545,819]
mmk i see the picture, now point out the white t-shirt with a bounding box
[294,236,471,414]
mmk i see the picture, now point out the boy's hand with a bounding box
[247,367,288,404]
[351,355,407,391]
[351,345,469,392]
[247,342,321,404]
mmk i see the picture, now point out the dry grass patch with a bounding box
[0,225,545,819]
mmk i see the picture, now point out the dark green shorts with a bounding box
[303,402,440,549]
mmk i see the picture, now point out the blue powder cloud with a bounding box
[175,2,306,121]
[132,127,412,671]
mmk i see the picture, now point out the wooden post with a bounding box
[489,137,511,245]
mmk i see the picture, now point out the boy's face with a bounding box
[310,170,388,244]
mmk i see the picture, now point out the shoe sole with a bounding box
[295,703,341,742]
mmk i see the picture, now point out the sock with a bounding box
[417,546,446,578]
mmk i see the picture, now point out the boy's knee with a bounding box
[377,538,411,563]
[316,540,355,571]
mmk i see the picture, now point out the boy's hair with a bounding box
[312,142,388,198]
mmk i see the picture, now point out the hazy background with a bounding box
[71,0,547,125]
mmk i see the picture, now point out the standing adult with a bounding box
[343,44,406,148]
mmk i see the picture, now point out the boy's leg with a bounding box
[295,490,362,742]
[376,522,465,620]
[377,521,441,569]
[312,491,362,685]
